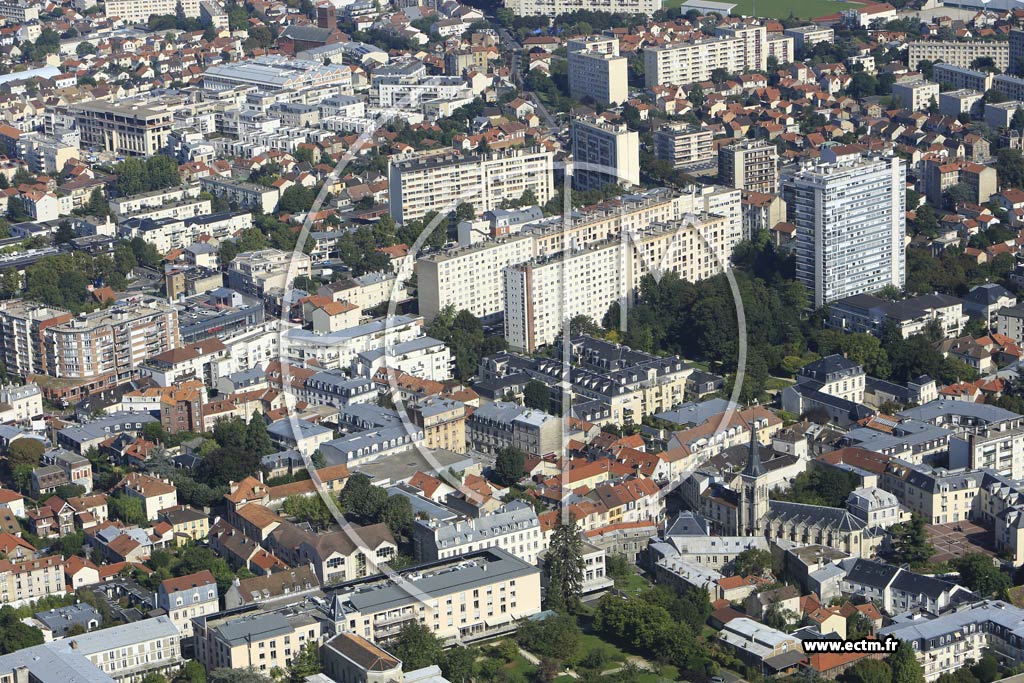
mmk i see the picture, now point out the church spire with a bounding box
[743,411,766,478]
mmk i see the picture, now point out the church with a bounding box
[701,429,884,557]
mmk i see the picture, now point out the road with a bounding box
[492,18,558,133]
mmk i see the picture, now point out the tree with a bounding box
[381,494,413,538]
[209,670,273,683]
[86,187,109,217]
[846,611,873,640]
[997,148,1024,189]
[339,473,388,523]
[763,603,796,631]
[955,554,1011,598]
[288,641,321,682]
[516,611,581,660]
[0,605,44,654]
[888,514,934,565]
[244,413,274,456]
[1012,107,1024,131]
[733,548,774,577]
[523,379,550,412]
[890,640,925,683]
[109,494,147,525]
[282,495,332,531]
[391,622,443,670]
[279,185,316,213]
[569,315,602,336]
[441,646,477,683]
[195,446,263,488]
[6,438,44,468]
[179,661,208,683]
[842,658,891,683]
[545,515,584,612]
[492,446,526,487]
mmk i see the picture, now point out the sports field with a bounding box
[665,0,857,19]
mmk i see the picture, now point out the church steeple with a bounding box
[743,416,766,478]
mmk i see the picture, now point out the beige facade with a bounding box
[0,555,65,606]
[907,40,1009,71]
[194,608,322,675]
[333,548,541,644]
[644,37,746,88]
[70,99,176,158]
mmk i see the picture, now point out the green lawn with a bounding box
[612,569,653,597]
[665,0,858,19]
[765,376,795,390]
[574,632,630,667]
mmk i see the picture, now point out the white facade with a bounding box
[505,0,662,16]
[504,214,738,352]
[644,37,746,88]
[788,148,907,309]
[388,148,555,223]
[416,235,536,322]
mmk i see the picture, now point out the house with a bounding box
[838,558,974,615]
[117,473,178,521]
[157,505,209,546]
[268,520,397,585]
[717,617,805,676]
[156,570,219,638]
[223,566,320,609]
[745,585,801,620]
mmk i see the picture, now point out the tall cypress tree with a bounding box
[545,514,584,612]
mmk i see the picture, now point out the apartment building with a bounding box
[879,601,1024,681]
[938,89,985,117]
[932,64,993,93]
[466,401,560,457]
[412,501,543,564]
[714,24,768,72]
[43,299,181,396]
[156,570,219,638]
[571,116,640,191]
[993,74,1024,102]
[644,37,746,88]
[198,175,280,213]
[0,0,39,22]
[119,211,252,254]
[922,158,997,207]
[881,460,981,525]
[1011,29,1024,75]
[388,147,555,223]
[504,0,661,16]
[827,293,968,340]
[105,0,199,21]
[654,123,713,169]
[907,40,1009,71]
[892,79,940,112]
[416,235,535,323]
[407,396,468,453]
[950,428,1024,480]
[51,616,181,681]
[504,214,737,352]
[194,606,322,675]
[567,36,629,105]
[767,35,794,64]
[330,548,541,644]
[0,300,72,378]
[202,55,352,93]
[0,555,64,606]
[719,139,778,194]
[227,249,313,297]
[786,146,906,309]
[70,100,175,158]
[783,25,834,51]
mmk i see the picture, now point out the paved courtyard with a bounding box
[926,521,998,563]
